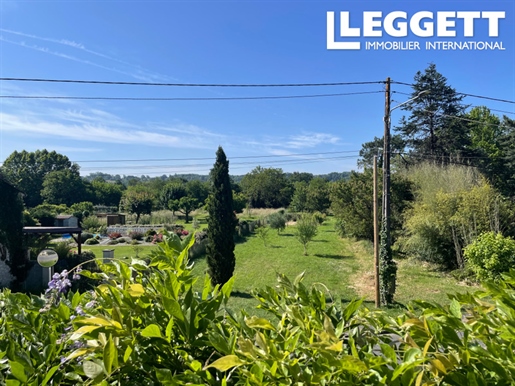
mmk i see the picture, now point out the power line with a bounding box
[81,155,360,175]
[0,77,384,87]
[0,91,383,101]
[78,155,360,171]
[73,150,360,163]
[392,93,515,116]
[416,108,515,129]
[391,80,515,105]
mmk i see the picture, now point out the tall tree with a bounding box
[358,135,406,169]
[90,178,125,207]
[207,147,237,287]
[41,169,90,206]
[240,166,292,208]
[465,106,510,193]
[120,187,154,224]
[395,63,468,160]
[1,150,80,207]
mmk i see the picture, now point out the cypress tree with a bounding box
[207,147,237,286]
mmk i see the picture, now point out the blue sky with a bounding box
[0,0,514,176]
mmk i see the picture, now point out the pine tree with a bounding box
[395,63,468,160]
[207,147,237,286]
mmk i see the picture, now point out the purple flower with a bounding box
[75,306,86,316]
[85,300,97,309]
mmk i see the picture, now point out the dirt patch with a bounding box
[349,270,376,300]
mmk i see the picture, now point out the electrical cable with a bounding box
[72,150,360,163]
[0,90,383,101]
[0,77,384,87]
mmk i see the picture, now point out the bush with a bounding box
[107,239,119,245]
[129,231,144,240]
[152,233,163,243]
[464,231,515,281]
[53,240,72,259]
[334,218,346,238]
[80,232,94,243]
[6,234,515,384]
[144,229,157,237]
[108,232,122,240]
[295,214,318,255]
[312,211,326,224]
[81,215,102,231]
[267,212,286,234]
[256,225,270,246]
[84,238,99,245]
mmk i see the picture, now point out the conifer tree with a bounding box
[395,63,468,160]
[207,147,237,286]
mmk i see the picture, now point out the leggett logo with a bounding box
[327,11,506,51]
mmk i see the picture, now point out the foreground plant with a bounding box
[2,234,515,384]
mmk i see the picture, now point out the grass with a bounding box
[73,216,475,316]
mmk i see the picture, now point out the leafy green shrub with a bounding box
[129,231,144,240]
[81,215,102,231]
[334,218,346,238]
[295,214,318,255]
[84,238,99,245]
[267,212,286,234]
[464,231,515,281]
[107,239,119,245]
[144,229,157,237]
[256,225,270,246]
[97,225,107,236]
[312,211,326,224]
[53,240,72,259]
[6,230,515,384]
[117,237,128,244]
[80,232,94,243]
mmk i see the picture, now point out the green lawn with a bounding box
[78,217,475,315]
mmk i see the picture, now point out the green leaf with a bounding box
[155,368,173,385]
[141,324,163,339]
[83,361,104,379]
[103,335,117,375]
[342,298,363,322]
[204,355,246,371]
[69,325,102,341]
[123,346,133,363]
[127,284,145,297]
[245,316,276,331]
[380,343,397,363]
[5,380,20,386]
[189,360,202,372]
[41,365,59,386]
[163,297,184,321]
[449,299,462,319]
[165,318,174,341]
[340,355,368,373]
[9,360,27,383]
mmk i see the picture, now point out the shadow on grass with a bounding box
[314,253,351,260]
[269,245,285,249]
[280,233,295,237]
[311,239,329,243]
[231,291,253,299]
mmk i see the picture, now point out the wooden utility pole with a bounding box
[373,155,380,308]
[382,77,391,256]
